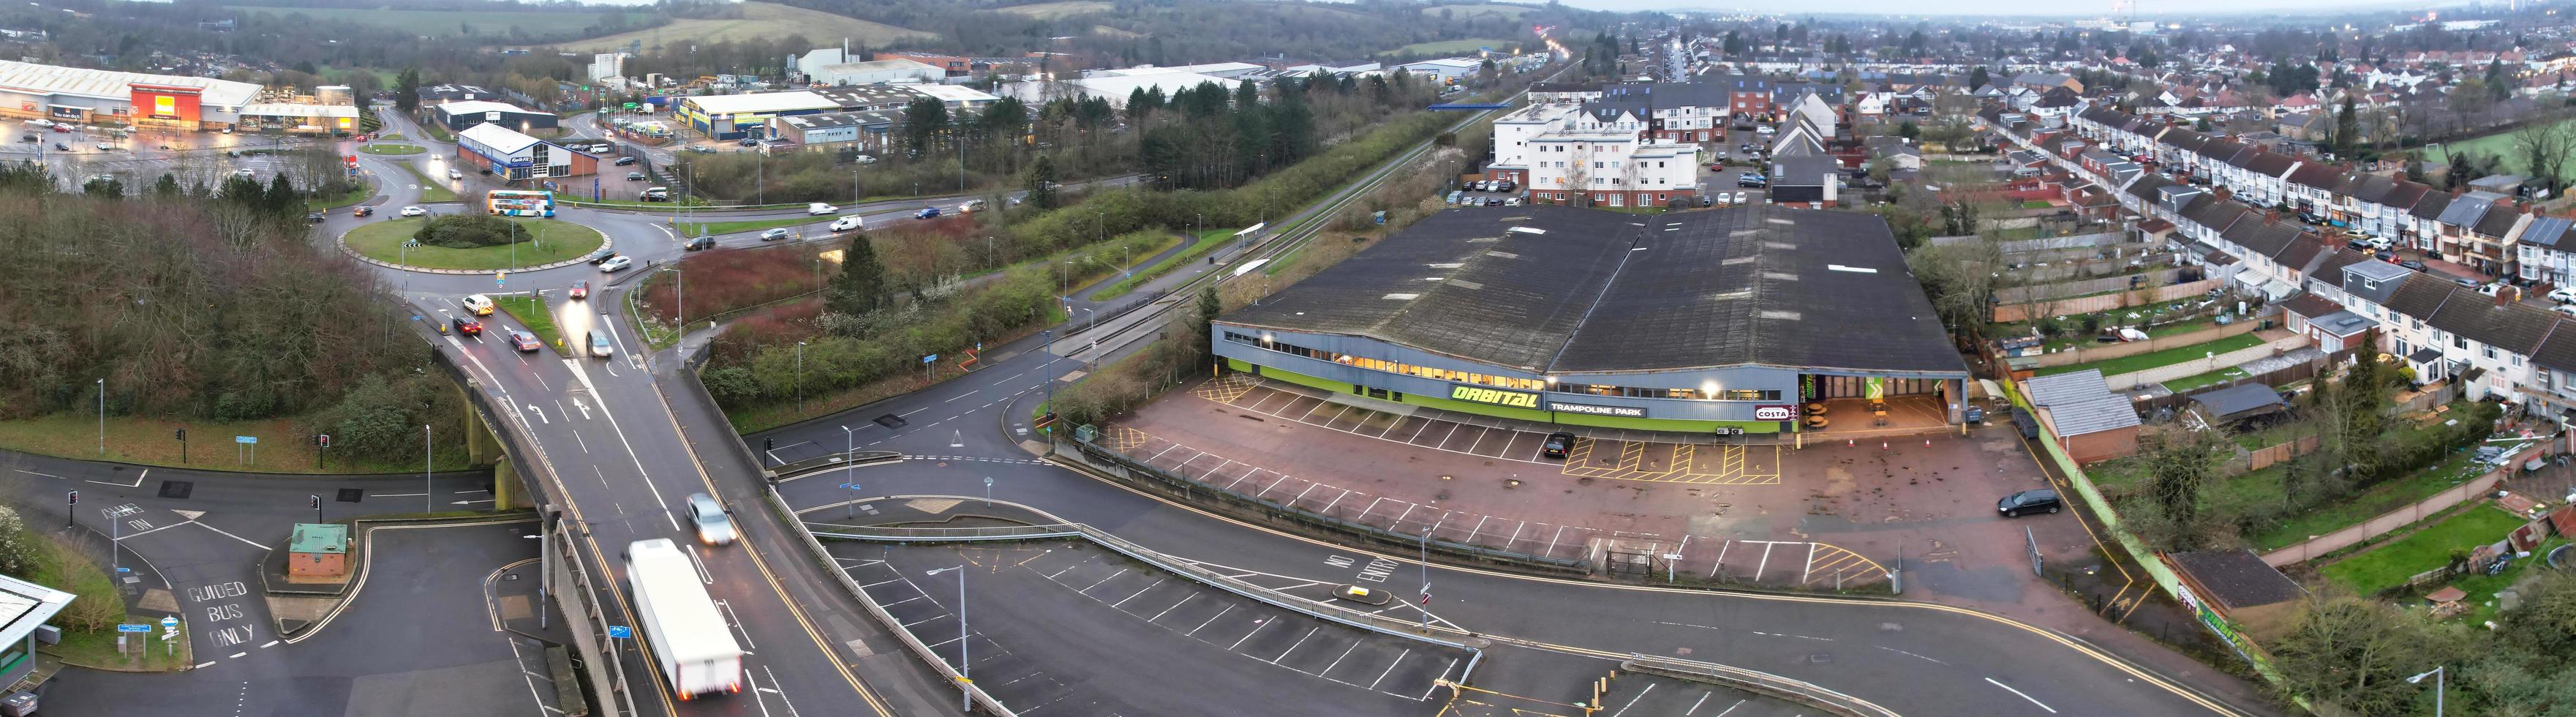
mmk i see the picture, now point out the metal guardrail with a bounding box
[763,487,1021,716]
[810,519,1485,658]
[809,524,1085,541]
[1619,653,1899,717]
[1061,438,1589,574]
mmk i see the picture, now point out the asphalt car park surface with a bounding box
[829,539,1473,717]
[1107,373,2110,607]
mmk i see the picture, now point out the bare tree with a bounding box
[2512,110,2573,194]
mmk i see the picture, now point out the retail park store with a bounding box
[1212,205,1970,434]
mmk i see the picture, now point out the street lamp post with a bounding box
[2409,667,2445,717]
[925,566,970,713]
[94,378,104,456]
[423,424,433,513]
[795,342,807,415]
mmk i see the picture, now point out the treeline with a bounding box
[1131,79,1317,190]
[767,0,1581,64]
[0,162,451,457]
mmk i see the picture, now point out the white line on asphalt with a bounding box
[195,522,273,551]
[374,492,426,497]
[1227,620,1268,650]
[193,661,214,669]
[1186,605,1234,637]
[1878,645,1948,664]
[568,361,682,533]
[12,470,56,479]
[1147,593,1197,622]
[86,468,146,487]
[113,522,187,540]
[1984,677,2058,713]
[1270,627,1319,663]
[1608,683,1655,716]
[944,390,976,403]
[260,640,278,648]
[1368,649,1409,689]
[228,652,246,658]
[1705,697,1744,716]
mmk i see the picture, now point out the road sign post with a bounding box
[983,476,993,507]
[176,428,187,463]
[236,435,256,465]
[840,483,862,519]
[64,490,75,528]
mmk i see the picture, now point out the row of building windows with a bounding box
[1224,332,1777,402]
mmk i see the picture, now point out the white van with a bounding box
[829,215,864,233]
[807,202,838,215]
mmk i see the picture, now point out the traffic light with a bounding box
[174,428,185,441]
[65,490,75,506]
[309,495,320,510]
[317,434,331,448]
[764,437,775,452]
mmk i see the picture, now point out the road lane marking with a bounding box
[1985,677,2058,713]
[193,522,273,551]
[1270,626,1319,663]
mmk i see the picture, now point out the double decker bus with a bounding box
[486,189,555,217]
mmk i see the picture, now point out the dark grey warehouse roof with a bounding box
[1218,204,1968,377]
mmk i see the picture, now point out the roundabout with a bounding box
[358,143,426,155]
[341,215,605,271]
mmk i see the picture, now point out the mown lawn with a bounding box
[396,162,456,203]
[1086,230,1218,301]
[2251,448,2501,551]
[344,218,602,271]
[492,295,569,357]
[678,215,817,236]
[2320,505,2528,596]
[359,143,425,155]
[2033,333,2267,378]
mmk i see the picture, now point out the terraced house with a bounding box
[1994,103,2576,421]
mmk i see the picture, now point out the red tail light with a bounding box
[728,681,742,694]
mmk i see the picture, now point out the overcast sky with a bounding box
[1518,0,2396,19]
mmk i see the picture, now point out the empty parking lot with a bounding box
[829,541,1475,717]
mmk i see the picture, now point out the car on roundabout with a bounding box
[599,255,633,272]
[568,280,589,300]
[399,206,426,217]
[508,330,541,353]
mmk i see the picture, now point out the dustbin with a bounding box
[1,690,39,717]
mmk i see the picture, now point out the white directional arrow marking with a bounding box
[524,404,549,424]
[451,499,495,506]
[572,397,593,420]
[170,509,205,521]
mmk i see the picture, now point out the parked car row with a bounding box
[1467,179,1517,193]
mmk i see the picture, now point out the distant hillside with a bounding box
[565,2,933,54]
[225,5,655,40]
[994,1,1112,19]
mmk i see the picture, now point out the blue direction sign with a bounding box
[161,616,178,628]
[116,624,149,633]
[235,435,257,444]
[922,353,938,364]
[607,626,632,639]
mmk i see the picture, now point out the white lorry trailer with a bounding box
[624,538,744,699]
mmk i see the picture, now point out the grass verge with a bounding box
[0,413,473,473]
[344,218,603,271]
[723,304,1066,433]
[2160,366,2251,394]
[304,183,375,211]
[2319,503,2528,596]
[2032,333,2267,378]
[679,215,819,236]
[24,534,189,672]
[396,162,457,203]
[376,132,406,141]
[359,143,425,155]
[492,295,570,357]
[1085,230,1214,301]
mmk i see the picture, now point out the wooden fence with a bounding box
[2033,320,2260,368]
[1998,268,2184,304]
[2261,443,2545,567]
[2132,354,2329,417]
[1992,279,2223,323]
[2232,435,2321,475]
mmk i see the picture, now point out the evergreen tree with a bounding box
[265,173,298,215]
[2332,94,2360,154]
[825,232,889,317]
[81,176,122,199]
[903,98,948,154]
[1025,155,1058,209]
[1192,285,1221,365]
[394,67,421,114]
[1968,66,1990,91]
[152,173,181,198]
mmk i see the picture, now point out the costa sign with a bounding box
[1752,405,1798,421]
[1450,384,1541,409]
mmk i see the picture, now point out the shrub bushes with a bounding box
[412,213,524,248]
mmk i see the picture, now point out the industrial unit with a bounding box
[0,59,262,130]
[1213,205,1970,433]
[456,123,596,184]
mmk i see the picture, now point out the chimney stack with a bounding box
[2265,210,2279,225]
[2497,286,2512,307]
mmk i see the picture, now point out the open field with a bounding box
[2427,116,2576,184]
[1382,39,1518,56]
[225,5,645,38]
[565,2,931,53]
[995,1,1112,18]
[1422,4,1534,18]
[344,218,603,271]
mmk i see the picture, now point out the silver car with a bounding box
[685,492,736,545]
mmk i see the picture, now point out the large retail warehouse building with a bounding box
[0,59,262,130]
[1213,205,1970,433]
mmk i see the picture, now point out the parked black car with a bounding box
[613,156,638,166]
[1997,489,2062,517]
[1540,432,1576,459]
